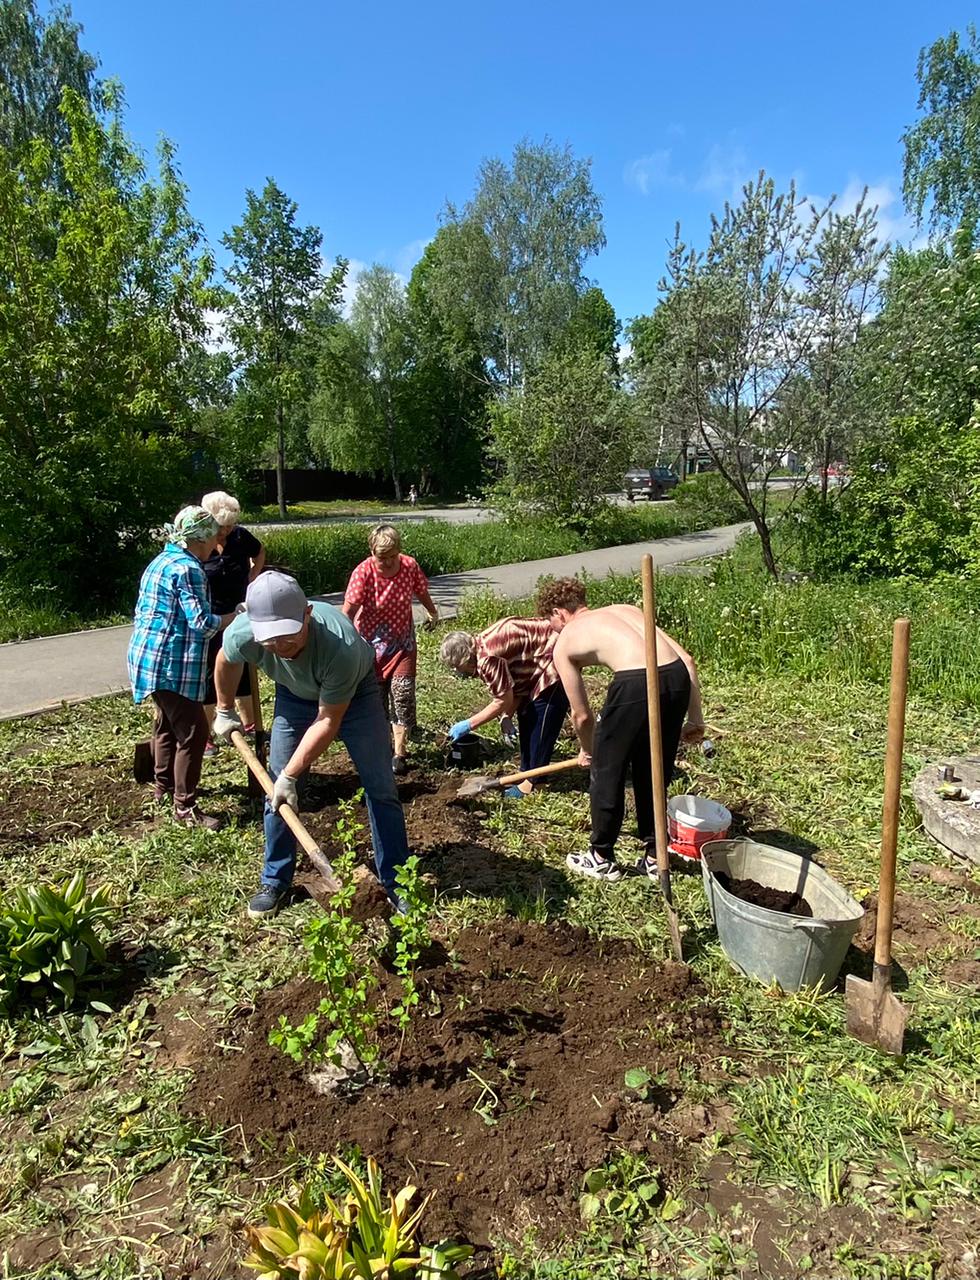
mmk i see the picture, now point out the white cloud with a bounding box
[803,179,925,251]
[625,139,750,200]
[624,149,683,195]
[392,236,431,279]
[693,142,751,199]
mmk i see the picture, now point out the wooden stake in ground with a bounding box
[845,617,910,1055]
[228,728,341,896]
[641,553,684,961]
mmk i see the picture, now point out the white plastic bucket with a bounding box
[668,795,731,861]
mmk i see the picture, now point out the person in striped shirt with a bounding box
[438,615,569,796]
[127,507,238,829]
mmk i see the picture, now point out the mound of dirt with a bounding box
[185,921,723,1247]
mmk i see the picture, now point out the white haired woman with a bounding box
[127,507,238,828]
[438,613,569,796]
[341,523,438,775]
[199,490,266,755]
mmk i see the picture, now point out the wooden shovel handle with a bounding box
[228,729,340,892]
[642,555,670,876]
[498,758,582,787]
[876,618,910,970]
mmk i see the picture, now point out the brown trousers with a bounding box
[152,689,208,808]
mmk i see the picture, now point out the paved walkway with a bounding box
[0,523,749,720]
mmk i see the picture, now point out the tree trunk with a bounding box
[819,432,831,503]
[753,509,779,579]
[276,401,287,519]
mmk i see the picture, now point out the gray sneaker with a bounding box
[247,885,287,919]
[173,804,221,831]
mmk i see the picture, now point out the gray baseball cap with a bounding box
[245,571,309,642]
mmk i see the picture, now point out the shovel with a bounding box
[845,617,910,1055]
[456,758,582,798]
[642,553,684,962]
[245,662,268,801]
[228,728,341,896]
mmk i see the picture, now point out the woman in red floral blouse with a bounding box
[342,524,439,775]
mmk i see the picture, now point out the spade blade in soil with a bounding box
[845,972,907,1055]
[456,774,498,798]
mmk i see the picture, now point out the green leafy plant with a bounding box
[579,1152,672,1231]
[0,872,114,1014]
[242,1155,472,1279]
[269,794,380,1073]
[390,855,432,1032]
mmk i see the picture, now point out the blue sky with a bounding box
[73,0,973,329]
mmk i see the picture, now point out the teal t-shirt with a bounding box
[222,601,375,705]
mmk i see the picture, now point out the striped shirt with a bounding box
[127,545,221,704]
[475,617,559,705]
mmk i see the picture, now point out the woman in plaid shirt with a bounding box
[438,615,569,796]
[127,507,238,828]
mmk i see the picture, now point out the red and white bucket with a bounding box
[667,795,731,861]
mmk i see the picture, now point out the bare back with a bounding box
[554,604,682,674]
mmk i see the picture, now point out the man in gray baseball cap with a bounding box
[212,570,411,919]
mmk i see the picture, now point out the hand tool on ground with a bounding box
[642,553,684,961]
[228,728,341,896]
[456,758,582,798]
[845,617,910,1055]
[245,662,267,800]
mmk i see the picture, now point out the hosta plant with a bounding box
[0,872,114,1014]
[243,1155,472,1279]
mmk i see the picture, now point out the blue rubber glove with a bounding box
[448,719,472,743]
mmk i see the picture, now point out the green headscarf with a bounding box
[163,505,219,548]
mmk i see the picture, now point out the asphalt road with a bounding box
[0,522,750,721]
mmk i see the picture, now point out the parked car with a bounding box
[624,466,680,501]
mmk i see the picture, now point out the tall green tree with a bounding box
[222,180,336,517]
[310,265,413,500]
[558,286,620,370]
[488,347,636,527]
[441,138,606,387]
[0,90,216,603]
[903,25,980,237]
[654,175,883,576]
[0,0,99,151]
[403,232,489,497]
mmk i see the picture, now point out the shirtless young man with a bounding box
[538,577,705,882]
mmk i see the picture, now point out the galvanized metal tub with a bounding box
[701,838,865,993]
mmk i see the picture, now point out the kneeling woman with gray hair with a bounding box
[438,615,568,796]
[127,507,238,829]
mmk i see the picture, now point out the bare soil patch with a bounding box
[715,872,813,918]
[0,758,152,849]
[185,920,723,1250]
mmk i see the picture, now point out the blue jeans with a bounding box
[262,675,410,894]
[517,681,570,772]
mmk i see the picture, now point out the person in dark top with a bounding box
[200,490,266,752]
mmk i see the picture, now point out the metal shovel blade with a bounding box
[844,971,907,1055]
[455,774,499,798]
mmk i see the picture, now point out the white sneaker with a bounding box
[566,849,623,882]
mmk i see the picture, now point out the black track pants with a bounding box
[589,660,691,856]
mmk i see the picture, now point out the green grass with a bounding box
[262,503,721,597]
[0,551,978,1277]
[242,498,433,522]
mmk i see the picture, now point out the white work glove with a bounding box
[500,716,518,749]
[271,773,299,814]
[213,706,243,742]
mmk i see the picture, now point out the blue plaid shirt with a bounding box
[127,544,221,704]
